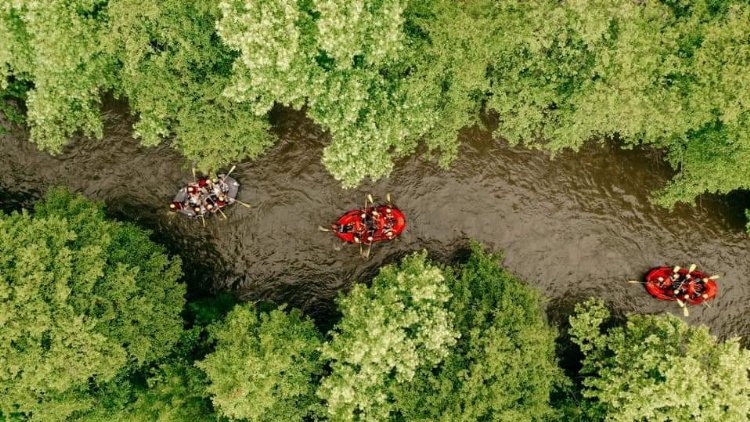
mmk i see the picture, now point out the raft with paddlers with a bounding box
[630,264,719,316]
[169,165,250,223]
[319,194,406,258]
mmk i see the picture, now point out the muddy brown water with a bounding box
[1,105,749,341]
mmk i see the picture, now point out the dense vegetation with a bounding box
[0,189,185,420]
[571,299,750,421]
[3,1,750,210]
[6,192,747,421]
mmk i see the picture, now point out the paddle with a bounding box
[673,265,681,273]
[688,263,697,273]
[224,165,237,178]
[386,193,392,204]
[318,225,331,232]
[363,242,372,259]
[627,280,645,284]
[676,299,689,317]
[708,275,720,280]
[367,194,374,205]
[191,166,197,183]
[233,199,252,208]
[217,207,228,220]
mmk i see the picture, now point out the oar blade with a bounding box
[709,275,720,280]
[683,306,689,317]
[318,225,331,232]
[234,199,251,208]
[673,266,681,273]
[688,264,697,273]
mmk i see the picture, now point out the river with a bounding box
[2,104,748,341]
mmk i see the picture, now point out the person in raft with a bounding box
[172,176,233,217]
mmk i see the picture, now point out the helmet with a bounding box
[212,178,219,184]
[218,195,225,201]
[187,186,196,193]
[702,293,708,299]
[361,213,366,219]
[169,203,176,209]
[194,207,200,213]
[367,236,373,241]
[207,204,213,210]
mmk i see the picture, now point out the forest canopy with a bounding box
[3,0,750,208]
[0,188,747,421]
[570,299,750,420]
[0,189,185,420]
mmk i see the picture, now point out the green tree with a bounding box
[0,189,185,420]
[82,338,216,421]
[198,304,323,422]
[0,1,116,152]
[392,242,565,421]
[1,1,274,173]
[317,251,459,420]
[484,0,750,207]
[570,299,750,421]
[217,0,490,187]
[106,0,274,172]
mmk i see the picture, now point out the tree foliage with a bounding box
[198,304,323,422]
[570,299,750,421]
[5,1,750,206]
[1,0,273,172]
[483,0,750,207]
[392,242,565,421]
[0,188,185,420]
[0,1,115,152]
[106,0,273,172]
[317,251,459,420]
[217,0,488,186]
[82,330,216,422]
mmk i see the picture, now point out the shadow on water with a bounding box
[1,102,749,340]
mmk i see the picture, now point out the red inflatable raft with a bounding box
[331,205,406,244]
[645,266,718,305]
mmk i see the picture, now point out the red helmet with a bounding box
[187,186,196,194]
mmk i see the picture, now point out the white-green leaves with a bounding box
[198,304,323,422]
[317,251,458,420]
[570,299,750,421]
